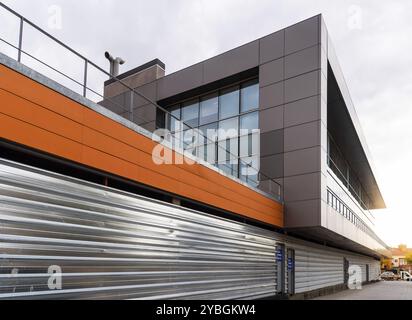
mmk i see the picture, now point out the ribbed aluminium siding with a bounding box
[348,256,381,283]
[293,245,344,294]
[0,159,278,300]
[0,158,382,299]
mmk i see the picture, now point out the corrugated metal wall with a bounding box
[348,257,381,283]
[0,159,278,300]
[293,245,344,294]
[0,159,381,299]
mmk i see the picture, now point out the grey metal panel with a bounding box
[260,106,284,134]
[157,63,204,101]
[283,173,320,202]
[260,129,284,156]
[259,82,284,110]
[284,70,320,104]
[259,30,285,64]
[284,45,320,79]
[284,147,320,177]
[259,58,284,87]
[284,120,320,153]
[348,255,380,283]
[203,41,259,84]
[285,15,320,55]
[0,159,278,300]
[284,200,320,228]
[292,243,343,294]
[260,154,284,179]
[284,95,320,128]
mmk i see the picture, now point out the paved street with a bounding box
[314,281,412,300]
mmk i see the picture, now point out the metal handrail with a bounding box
[327,133,373,212]
[327,188,386,248]
[0,2,282,200]
[328,156,373,214]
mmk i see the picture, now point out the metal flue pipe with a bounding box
[105,51,125,77]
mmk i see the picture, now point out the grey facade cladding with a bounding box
[102,14,387,255]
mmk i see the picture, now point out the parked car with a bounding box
[379,271,400,281]
[400,271,412,281]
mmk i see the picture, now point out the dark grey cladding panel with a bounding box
[284,70,320,104]
[261,129,284,157]
[100,94,129,115]
[259,58,284,87]
[157,63,204,101]
[259,81,284,110]
[285,15,320,55]
[284,95,320,128]
[158,68,258,107]
[203,41,259,84]
[259,30,285,64]
[260,106,284,134]
[284,146,321,177]
[140,121,157,133]
[284,120,320,153]
[283,172,320,202]
[284,199,320,227]
[261,154,284,179]
[132,82,158,108]
[285,45,320,79]
[132,104,157,125]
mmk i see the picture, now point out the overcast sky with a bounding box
[2,0,412,247]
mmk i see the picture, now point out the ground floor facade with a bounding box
[0,158,380,300]
[314,281,412,300]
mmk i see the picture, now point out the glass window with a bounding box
[218,117,238,140]
[218,138,239,162]
[200,93,218,125]
[198,122,218,145]
[241,80,259,112]
[218,159,239,177]
[240,133,259,157]
[219,86,239,119]
[169,105,182,133]
[199,143,217,164]
[181,99,199,128]
[165,79,260,187]
[239,156,259,187]
[183,129,197,150]
[240,112,259,132]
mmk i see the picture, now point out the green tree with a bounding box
[405,253,412,265]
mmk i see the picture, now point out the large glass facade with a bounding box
[166,79,260,186]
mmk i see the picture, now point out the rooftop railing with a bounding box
[0,2,282,201]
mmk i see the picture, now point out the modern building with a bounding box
[0,3,389,300]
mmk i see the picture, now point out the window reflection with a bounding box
[200,93,218,125]
[182,99,199,127]
[220,86,239,119]
[166,78,261,184]
[241,80,259,112]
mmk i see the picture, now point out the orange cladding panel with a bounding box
[0,63,283,227]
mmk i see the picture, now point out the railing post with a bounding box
[83,60,88,97]
[130,91,134,121]
[17,17,24,62]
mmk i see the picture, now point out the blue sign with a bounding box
[287,258,294,270]
[276,249,283,262]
